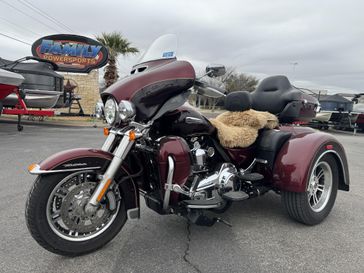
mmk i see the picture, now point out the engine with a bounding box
[157,136,239,203]
[188,138,238,199]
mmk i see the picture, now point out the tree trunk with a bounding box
[104,56,118,88]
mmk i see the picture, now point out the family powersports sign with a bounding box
[31,34,108,73]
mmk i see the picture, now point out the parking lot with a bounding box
[0,122,363,273]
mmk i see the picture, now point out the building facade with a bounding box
[59,70,100,115]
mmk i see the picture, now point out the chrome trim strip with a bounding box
[29,164,101,175]
[186,204,221,209]
[185,117,203,124]
[316,149,347,185]
[163,156,174,211]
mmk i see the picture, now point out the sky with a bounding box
[0,0,363,93]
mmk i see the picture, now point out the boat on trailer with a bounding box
[0,56,64,109]
[310,94,358,130]
[0,57,61,131]
[0,68,24,112]
[353,93,364,131]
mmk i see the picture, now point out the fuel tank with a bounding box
[155,105,216,137]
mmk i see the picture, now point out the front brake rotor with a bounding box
[60,182,111,233]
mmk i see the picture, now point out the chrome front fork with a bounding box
[101,132,116,152]
[85,129,135,213]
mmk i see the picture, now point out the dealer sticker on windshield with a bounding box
[162,51,174,58]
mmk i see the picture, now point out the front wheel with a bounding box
[25,171,127,256]
[282,154,338,225]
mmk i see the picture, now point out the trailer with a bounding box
[0,57,59,131]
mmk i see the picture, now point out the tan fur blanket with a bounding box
[210,109,278,148]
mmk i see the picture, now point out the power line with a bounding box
[0,32,31,45]
[17,0,73,33]
[0,0,62,33]
[20,0,73,32]
[0,16,41,37]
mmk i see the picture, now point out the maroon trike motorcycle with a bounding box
[26,35,349,256]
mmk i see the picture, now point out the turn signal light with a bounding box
[28,163,37,172]
[129,130,136,141]
[103,127,109,136]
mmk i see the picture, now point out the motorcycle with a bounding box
[25,34,350,256]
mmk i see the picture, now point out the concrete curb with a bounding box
[0,116,105,129]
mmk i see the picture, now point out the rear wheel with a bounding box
[282,154,338,225]
[25,171,127,256]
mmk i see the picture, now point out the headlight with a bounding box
[95,101,104,119]
[104,98,118,125]
[118,100,136,122]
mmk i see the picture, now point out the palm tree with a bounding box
[96,32,139,88]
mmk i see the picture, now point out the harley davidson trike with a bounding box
[26,34,349,256]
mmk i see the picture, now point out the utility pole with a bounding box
[290,62,298,72]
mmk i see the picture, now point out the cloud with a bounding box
[1,0,363,93]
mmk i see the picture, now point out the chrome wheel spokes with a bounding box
[46,171,120,242]
[307,161,333,212]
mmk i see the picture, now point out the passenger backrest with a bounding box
[251,75,301,114]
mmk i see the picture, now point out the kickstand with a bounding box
[215,217,232,227]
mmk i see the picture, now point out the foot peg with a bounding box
[240,172,264,182]
[222,191,249,201]
[183,197,223,209]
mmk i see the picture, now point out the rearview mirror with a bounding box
[206,64,226,78]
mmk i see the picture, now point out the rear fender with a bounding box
[28,148,140,219]
[272,131,350,192]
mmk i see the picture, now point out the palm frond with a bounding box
[96,31,139,59]
[95,31,139,88]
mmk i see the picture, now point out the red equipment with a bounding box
[1,86,54,131]
[0,70,55,131]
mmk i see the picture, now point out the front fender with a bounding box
[30,148,113,173]
[28,148,140,218]
[273,128,350,192]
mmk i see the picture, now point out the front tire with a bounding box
[25,171,127,256]
[282,154,338,225]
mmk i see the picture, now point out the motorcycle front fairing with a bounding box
[101,60,195,122]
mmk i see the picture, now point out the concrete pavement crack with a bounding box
[183,220,202,273]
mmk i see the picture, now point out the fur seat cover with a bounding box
[210,109,278,148]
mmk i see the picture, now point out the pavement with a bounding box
[0,122,363,273]
[0,114,104,128]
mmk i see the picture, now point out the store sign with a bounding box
[32,34,108,73]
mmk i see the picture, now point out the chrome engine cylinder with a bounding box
[196,163,237,192]
[194,148,206,167]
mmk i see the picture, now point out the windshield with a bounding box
[137,34,177,65]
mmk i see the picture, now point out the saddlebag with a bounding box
[255,129,292,169]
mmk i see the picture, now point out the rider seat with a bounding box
[210,91,278,148]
